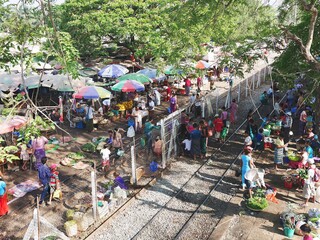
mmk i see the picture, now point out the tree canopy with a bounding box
[55,0,277,67]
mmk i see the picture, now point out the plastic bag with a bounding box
[117,149,124,157]
[53,189,62,200]
[127,126,135,138]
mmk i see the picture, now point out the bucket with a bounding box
[284,180,293,189]
[284,227,295,238]
[150,161,158,172]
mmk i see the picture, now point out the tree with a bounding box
[56,0,277,68]
[273,1,320,104]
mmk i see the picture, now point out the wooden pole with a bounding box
[160,119,166,168]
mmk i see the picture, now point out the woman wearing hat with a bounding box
[0,176,8,216]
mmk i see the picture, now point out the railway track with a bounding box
[86,90,285,240]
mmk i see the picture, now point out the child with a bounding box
[182,136,191,156]
[100,144,111,172]
[255,128,265,151]
[20,144,30,170]
[48,164,60,205]
[220,126,229,143]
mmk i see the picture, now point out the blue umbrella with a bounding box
[137,68,157,79]
[98,64,129,78]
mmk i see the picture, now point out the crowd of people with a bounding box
[241,81,320,214]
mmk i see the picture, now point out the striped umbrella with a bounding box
[111,80,145,92]
[73,86,112,99]
[117,73,152,84]
[98,64,129,78]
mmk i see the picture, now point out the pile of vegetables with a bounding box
[288,151,300,161]
[67,152,85,160]
[297,169,308,179]
[246,197,268,211]
[253,188,266,198]
[81,143,96,153]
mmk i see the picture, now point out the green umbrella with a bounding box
[117,73,152,85]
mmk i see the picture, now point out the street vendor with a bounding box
[244,168,266,198]
[74,103,85,129]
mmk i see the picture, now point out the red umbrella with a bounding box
[0,116,28,134]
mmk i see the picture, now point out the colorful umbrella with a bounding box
[111,80,145,92]
[73,86,112,99]
[195,60,211,69]
[0,116,28,134]
[137,68,157,79]
[98,64,129,78]
[117,73,152,84]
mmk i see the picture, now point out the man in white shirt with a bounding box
[132,106,142,132]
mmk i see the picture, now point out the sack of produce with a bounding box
[64,220,78,237]
[66,209,75,220]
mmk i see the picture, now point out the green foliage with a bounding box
[18,116,55,144]
[81,142,96,153]
[0,1,80,78]
[273,2,320,91]
[0,145,19,163]
[56,0,277,69]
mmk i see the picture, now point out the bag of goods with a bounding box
[73,212,89,232]
[114,186,127,199]
[64,220,78,237]
[66,209,74,220]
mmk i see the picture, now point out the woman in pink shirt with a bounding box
[32,135,48,170]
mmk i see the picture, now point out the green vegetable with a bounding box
[247,197,268,210]
[81,143,96,153]
[67,152,85,160]
[253,188,266,198]
[309,217,319,223]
